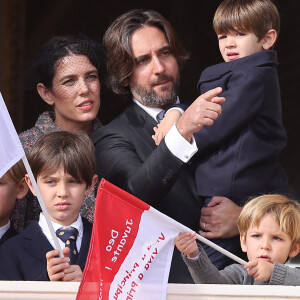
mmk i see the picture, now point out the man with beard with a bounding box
[92,9,224,283]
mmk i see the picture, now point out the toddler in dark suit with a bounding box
[0,160,28,246]
[0,131,98,281]
[175,194,300,285]
[153,0,294,270]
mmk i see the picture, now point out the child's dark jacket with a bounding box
[0,225,17,247]
[192,50,291,202]
[0,217,92,280]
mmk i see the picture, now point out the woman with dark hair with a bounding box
[11,35,103,232]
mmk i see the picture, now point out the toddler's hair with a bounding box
[4,159,26,183]
[213,0,280,42]
[238,194,300,244]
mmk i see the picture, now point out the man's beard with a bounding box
[131,74,179,108]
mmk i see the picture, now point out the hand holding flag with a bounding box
[77,179,246,300]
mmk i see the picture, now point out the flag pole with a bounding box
[0,92,62,256]
[195,233,247,265]
[22,155,63,257]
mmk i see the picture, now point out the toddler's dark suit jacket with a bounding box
[193,50,292,202]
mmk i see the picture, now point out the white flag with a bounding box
[0,93,63,255]
[0,93,25,178]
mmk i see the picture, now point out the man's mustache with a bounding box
[151,75,173,86]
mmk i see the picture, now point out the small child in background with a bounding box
[153,0,293,270]
[175,194,300,285]
[0,160,28,246]
[0,131,97,281]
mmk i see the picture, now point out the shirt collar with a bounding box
[38,213,83,238]
[0,220,10,240]
[132,96,180,121]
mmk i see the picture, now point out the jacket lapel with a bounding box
[0,225,17,246]
[76,218,92,270]
[22,222,53,263]
[125,103,158,156]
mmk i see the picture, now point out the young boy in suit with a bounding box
[176,194,300,285]
[0,131,97,281]
[0,160,28,246]
[152,0,293,269]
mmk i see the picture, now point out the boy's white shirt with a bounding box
[0,220,10,239]
[39,213,83,252]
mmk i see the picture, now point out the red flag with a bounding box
[76,179,188,300]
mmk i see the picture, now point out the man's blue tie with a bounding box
[156,110,166,123]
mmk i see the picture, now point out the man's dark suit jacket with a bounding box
[0,217,92,280]
[0,224,17,247]
[192,50,292,202]
[92,102,202,283]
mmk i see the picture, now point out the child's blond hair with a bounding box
[238,194,300,244]
[3,160,26,183]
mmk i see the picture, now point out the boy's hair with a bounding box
[4,160,26,183]
[213,0,280,42]
[238,194,300,244]
[28,131,96,187]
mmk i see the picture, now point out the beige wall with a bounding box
[1,282,300,300]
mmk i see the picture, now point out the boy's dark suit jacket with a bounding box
[0,217,92,280]
[193,50,292,202]
[0,225,17,247]
[92,102,202,283]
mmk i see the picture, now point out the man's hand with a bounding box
[176,87,225,142]
[199,196,242,239]
[46,247,82,282]
[244,259,274,281]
